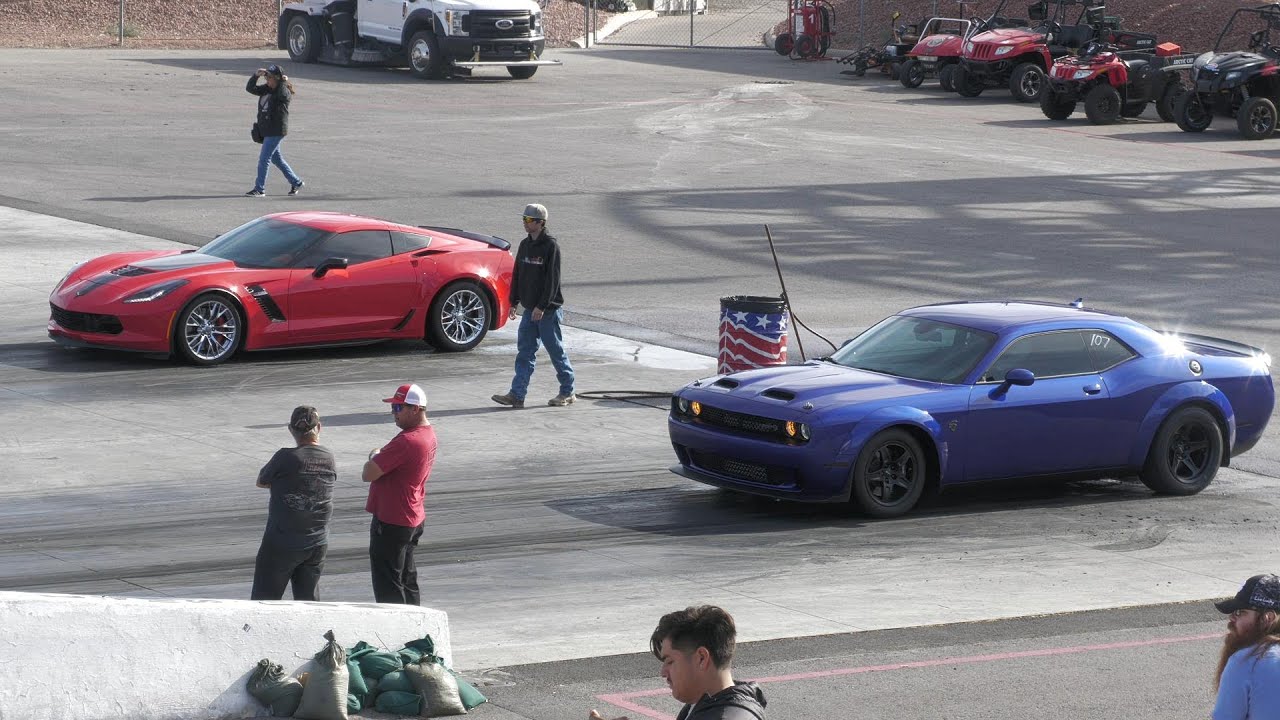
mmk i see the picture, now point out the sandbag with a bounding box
[347,694,362,715]
[348,658,373,709]
[376,689,423,715]
[448,669,488,711]
[295,630,350,720]
[349,641,403,680]
[246,658,303,717]
[378,669,416,694]
[405,660,467,717]
[398,646,427,666]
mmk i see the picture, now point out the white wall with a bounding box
[0,591,450,720]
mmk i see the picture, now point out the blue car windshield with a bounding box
[197,217,329,269]
[829,315,997,384]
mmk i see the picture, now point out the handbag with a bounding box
[251,122,264,144]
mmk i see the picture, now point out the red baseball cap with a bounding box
[383,383,427,407]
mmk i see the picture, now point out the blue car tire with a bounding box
[1139,405,1223,495]
[852,429,927,518]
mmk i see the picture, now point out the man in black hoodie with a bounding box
[591,605,767,720]
[492,203,576,409]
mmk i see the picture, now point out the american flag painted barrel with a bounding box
[718,295,789,374]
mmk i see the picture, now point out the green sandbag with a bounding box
[377,670,416,694]
[357,651,403,680]
[246,658,304,717]
[402,637,436,656]
[375,690,422,715]
[347,659,370,697]
[347,641,378,660]
[398,647,426,666]
[448,669,488,711]
[347,694,361,715]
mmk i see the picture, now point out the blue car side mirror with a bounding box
[1005,368,1036,386]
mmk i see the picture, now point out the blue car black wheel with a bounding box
[1140,406,1223,495]
[852,429,927,518]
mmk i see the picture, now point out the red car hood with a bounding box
[53,250,238,307]
[910,33,964,56]
[969,27,1044,45]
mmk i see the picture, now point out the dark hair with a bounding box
[650,605,736,668]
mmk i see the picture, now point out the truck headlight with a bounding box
[446,10,468,36]
[994,45,1013,55]
[532,11,542,32]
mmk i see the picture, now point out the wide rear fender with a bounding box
[1129,382,1235,468]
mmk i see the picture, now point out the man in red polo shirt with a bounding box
[362,383,436,605]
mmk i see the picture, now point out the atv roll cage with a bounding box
[1214,3,1280,55]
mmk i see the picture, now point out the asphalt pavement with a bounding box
[1,45,1278,720]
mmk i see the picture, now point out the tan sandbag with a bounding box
[404,660,467,717]
[295,630,350,720]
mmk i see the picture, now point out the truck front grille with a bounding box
[466,11,534,39]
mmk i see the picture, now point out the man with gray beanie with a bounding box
[250,405,336,601]
[492,202,576,409]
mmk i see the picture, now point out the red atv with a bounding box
[953,0,1155,103]
[898,4,1029,90]
[1041,39,1195,123]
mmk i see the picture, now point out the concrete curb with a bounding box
[0,591,450,720]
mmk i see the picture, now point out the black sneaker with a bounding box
[245,189,264,197]
[288,181,304,196]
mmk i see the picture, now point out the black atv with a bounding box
[1174,3,1280,139]
[837,11,921,79]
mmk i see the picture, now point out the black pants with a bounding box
[251,542,327,601]
[369,517,425,605]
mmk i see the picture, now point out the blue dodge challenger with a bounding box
[668,301,1274,517]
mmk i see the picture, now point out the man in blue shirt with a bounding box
[1213,574,1280,720]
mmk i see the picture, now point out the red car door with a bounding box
[286,230,419,341]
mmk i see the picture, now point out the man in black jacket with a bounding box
[590,605,767,720]
[492,203,576,409]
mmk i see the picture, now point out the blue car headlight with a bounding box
[677,397,690,414]
[122,279,189,304]
[785,421,811,442]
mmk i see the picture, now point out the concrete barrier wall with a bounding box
[0,591,451,720]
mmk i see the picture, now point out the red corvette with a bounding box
[48,212,515,365]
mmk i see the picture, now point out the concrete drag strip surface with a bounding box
[0,206,1276,681]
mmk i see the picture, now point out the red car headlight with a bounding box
[122,279,190,304]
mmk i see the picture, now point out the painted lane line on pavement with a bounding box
[595,632,1220,719]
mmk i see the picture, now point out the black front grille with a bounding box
[466,11,533,39]
[50,304,123,334]
[700,405,784,436]
[689,450,793,487]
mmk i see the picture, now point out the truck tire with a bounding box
[507,66,538,79]
[1084,83,1122,124]
[408,30,447,80]
[286,15,321,64]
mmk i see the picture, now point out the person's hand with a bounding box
[368,448,380,461]
[531,308,545,322]
[589,710,628,720]
[508,307,518,321]
[256,68,267,77]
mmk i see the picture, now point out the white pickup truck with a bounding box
[278,0,560,79]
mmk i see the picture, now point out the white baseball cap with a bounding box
[383,383,427,407]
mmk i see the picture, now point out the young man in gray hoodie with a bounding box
[591,605,767,720]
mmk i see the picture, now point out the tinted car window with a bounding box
[391,230,433,255]
[982,331,1093,382]
[829,316,996,384]
[293,230,393,268]
[1084,330,1137,371]
[198,218,328,269]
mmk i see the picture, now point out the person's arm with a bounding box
[255,450,281,488]
[362,448,385,483]
[508,242,522,316]
[1211,652,1249,720]
[538,242,561,311]
[363,436,405,483]
[246,71,268,95]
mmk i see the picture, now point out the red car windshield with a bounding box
[198,217,329,269]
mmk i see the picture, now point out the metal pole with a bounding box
[119,0,125,46]
[932,0,937,17]
[585,0,591,47]
[857,0,863,47]
[764,225,805,362]
[689,0,694,47]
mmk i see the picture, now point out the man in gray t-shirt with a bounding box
[250,405,336,601]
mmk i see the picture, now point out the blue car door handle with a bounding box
[1083,384,1102,395]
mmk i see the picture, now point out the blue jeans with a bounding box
[254,135,301,192]
[510,307,574,400]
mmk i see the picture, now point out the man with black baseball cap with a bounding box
[250,405,336,601]
[1212,573,1280,719]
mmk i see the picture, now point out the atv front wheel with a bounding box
[1237,96,1278,140]
[1039,88,1075,120]
[938,63,957,92]
[1174,92,1212,133]
[899,59,925,88]
[1121,102,1147,118]
[954,65,984,97]
[1084,84,1122,124]
[1009,62,1044,102]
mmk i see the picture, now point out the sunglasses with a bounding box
[522,216,542,223]
[391,403,404,413]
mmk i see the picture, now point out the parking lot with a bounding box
[1,45,1278,718]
